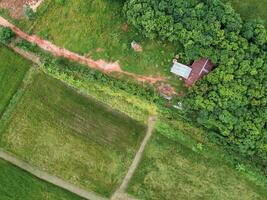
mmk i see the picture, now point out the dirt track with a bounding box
[0,16,165,84]
[0,149,108,200]
[112,115,157,200]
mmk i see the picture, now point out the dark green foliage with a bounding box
[48,57,162,103]
[0,26,14,44]
[124,0,267,170]
[123,0,242,62]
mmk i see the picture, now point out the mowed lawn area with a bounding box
[0,159,83,200]
[27,0,177,76]
[128,133,267,200]
[224,0,267,27]
[0,45,30,116]
[0,70,146,197]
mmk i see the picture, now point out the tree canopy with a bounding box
[0,26,14,44]
[124,0,267,170]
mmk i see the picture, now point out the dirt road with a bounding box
[0,16,165,84]
[0,149,108,200]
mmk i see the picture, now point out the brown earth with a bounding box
[0,0,42,19]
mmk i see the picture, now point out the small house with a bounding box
[171,58,214,87]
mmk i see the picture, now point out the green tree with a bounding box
[124,0,267,171]
[0,26,14,44]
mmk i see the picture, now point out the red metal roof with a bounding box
[184,58,214,87]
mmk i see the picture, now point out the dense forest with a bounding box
[124,0,267,170]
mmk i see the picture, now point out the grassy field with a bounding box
[0,159,84,200]
[128,133,267,200]
[224,0,267,26]
[0,69,146,197]
[24,0,178,76]
[0,45,30,117]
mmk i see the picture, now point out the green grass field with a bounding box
[25,0,177,76]
[224,0,267,26]
[128,133,267,200]
[0,159,84,200]
[0,45,30,117]
[0,70,146,197]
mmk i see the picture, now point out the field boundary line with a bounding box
[0,67,35,134]
[0,149,108,200]
[8,42,41,65]
[112,116,157,199]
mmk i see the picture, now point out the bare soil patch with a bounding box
[0,0,43,19]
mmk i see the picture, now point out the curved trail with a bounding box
[0,149,108,200]
[0,16,165,84]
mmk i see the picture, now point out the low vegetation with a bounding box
[0,45,30,116]
[128,133,267,200]
[22,0,178,76]
[225,0,267,27]
[0,70,146,197]
[0,159,83,200]
[41,57,159,122]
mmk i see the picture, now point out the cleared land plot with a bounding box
[0,0,43,19]
[0,70,146,197]
[26,0,177,76]
[224,0,267,27]
[0,158,83,200]
[0,45,30,117]
[128,133,267,200]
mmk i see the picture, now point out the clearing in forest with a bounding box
[0,45,30,116]
[20,0,178,76]
[127,133,267,200]
[0,158,83,200]
[0,70,146,197]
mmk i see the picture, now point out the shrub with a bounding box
[23,5,35,20]
[0,26,14,44]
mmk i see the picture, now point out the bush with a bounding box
[23,5,35,20]
[0,26,14,44]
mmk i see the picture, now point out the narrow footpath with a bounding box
[112,116,157,200]
[0,16,165,84]
[0,149,108,200]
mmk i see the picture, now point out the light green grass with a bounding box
[0,45,30,116]
[225,0,267,26]
[26,0,178,76]
[0,159,84,200]
[0,70,146,197]
[128,133,267,200]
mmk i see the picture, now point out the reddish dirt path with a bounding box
[0,16,165,84]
